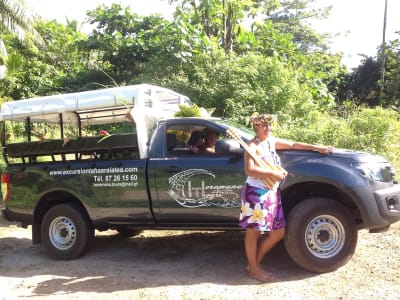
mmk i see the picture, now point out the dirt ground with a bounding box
[0,217,399,300]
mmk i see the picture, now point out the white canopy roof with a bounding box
[0,84,191,126]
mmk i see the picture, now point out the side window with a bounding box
[165,125,233,157]
[166,125,216,156]
[166,127,190,156]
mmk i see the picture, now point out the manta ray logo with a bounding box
[168,169,241,208]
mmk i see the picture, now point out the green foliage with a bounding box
[35,20,88,75]
[4,52,22,75]
[174,104,202,117]
[255,0,331,53]
[85,4,181,81]
[337,56,381,106]
[346,107,400,156]
[380,39,400,107]
[0,0,44,48]
[167,50,319,121]
[0,19,96,100]
[294,52,345,102]
[277,106,400,171]
[249,20,297,58]
[0,49,59,99]
[338,34,400,109]
[173,0,250,52]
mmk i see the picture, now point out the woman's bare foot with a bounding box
[247,266,275,283]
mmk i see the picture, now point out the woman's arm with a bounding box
[244,142,286,181]
[276,138,333,154]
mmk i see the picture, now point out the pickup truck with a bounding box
[1,84,399,273]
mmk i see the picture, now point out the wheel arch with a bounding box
[281,181,363,227]
[32,190,91,245]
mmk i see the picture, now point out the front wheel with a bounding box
[41,203,94,260]
[284,198,358,273]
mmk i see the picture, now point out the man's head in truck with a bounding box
[200,128,218,154]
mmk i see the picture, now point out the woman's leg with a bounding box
[256,227,285,264]
[244,228,260,270]
[245,228,274,282]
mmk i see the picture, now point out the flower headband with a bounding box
[249,114,276,126]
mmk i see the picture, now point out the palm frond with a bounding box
[0,0,44,46]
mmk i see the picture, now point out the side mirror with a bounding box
[215,139,243,155]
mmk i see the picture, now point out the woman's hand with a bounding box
[315,145,334,154]
[271,170,287,182]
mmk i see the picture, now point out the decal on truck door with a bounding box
[168,169,241,208]
[49,166,140,187]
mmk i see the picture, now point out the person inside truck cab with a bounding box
[188,130,203,154]
[189,128,218,154]
[199,128,218,154]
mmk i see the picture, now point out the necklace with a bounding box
[255,137,271,153]
[255,136,280,165]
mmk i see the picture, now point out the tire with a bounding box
[116,228,143,238]
[40,203,94,260]
[284,198,358,273]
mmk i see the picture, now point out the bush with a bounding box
[166,51,316,120]
[276,107,400,175]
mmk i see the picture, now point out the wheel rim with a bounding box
[48,216,77,251]
[305,215,345,259]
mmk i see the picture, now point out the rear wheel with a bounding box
[284,198,358,273]
[41,203,94,260]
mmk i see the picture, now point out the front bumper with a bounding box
[374,184,400,223]
[351,184,400,230]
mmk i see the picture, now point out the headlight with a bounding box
[355,162,395,182]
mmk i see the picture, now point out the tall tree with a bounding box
[262,0,331,52]
[337,56,381,106]
[85,4,180,82]
[337,33,400,108]
[379,38,400,107]
[172,0,259,52]
[379,0,388,103]
[169,0,331,54]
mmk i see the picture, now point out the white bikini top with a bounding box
[245,136,281,190]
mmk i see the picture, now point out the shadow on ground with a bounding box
[0,225,316,296]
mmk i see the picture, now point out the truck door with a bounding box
[148,124,245,224]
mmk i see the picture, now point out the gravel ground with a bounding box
[0,217,399,300]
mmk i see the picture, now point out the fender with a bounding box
[279,150,369,188]
[279,150,391,229]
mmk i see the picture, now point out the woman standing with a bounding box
[239,114,333,282]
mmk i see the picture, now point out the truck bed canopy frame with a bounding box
[0,84,192,158]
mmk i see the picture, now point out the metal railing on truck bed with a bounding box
[4,133,138,163]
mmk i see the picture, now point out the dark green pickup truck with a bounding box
[1,85,399,273]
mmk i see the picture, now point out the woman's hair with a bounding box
[249,114,276,127]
